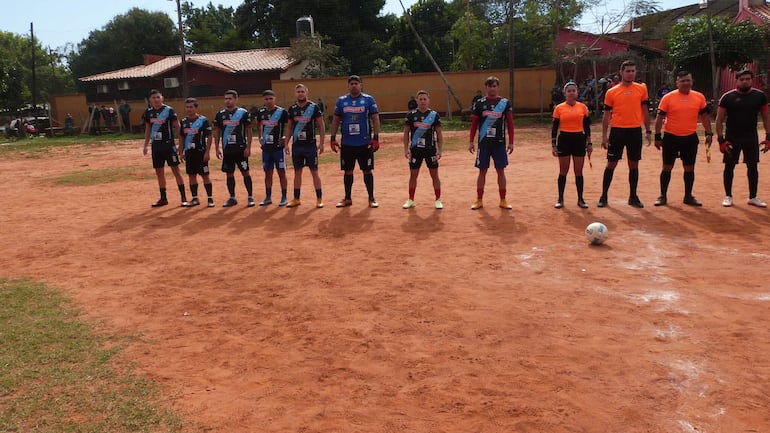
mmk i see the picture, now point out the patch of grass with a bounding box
[52,166,154,186]
[0,133,142,159]
[0,278,184,433]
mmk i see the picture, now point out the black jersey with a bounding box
[257,106,288,152]
[405,109,442,148]
[144,104,178,146]
[719,88,768,141]
[214,107,251,154]
[472,96,512,147]
[287,102,322,147]
[179,115,212,152]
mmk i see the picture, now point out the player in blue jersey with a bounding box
[214,90,254,207]
[402,90,443,209]
[256,90,289,206]
[285,84,325,208]
[142,89,187,207]
[179,98,214,207]
[330,75,381,208]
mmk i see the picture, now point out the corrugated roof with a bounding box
[748,3,770,22]
[80,47,297,82]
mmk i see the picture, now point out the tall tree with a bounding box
[68,8,178,81]
[182,1,252,53]
[389,0,461,73]
[450,11,492,70]
[287,35,351,77]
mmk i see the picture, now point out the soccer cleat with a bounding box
[368,199,379,208]
[499,199,512,209]
[222,197,238,207]
[207,197,215,207]
[286,198,301,208]
[597,196,608,208]
[471,199,483,210]
[247,197,256,207]
[577,199,588,209]
[554,201,564,209]
[181,201,190,207]
[278,197,288,207]
[434,199,443,209]
[628,196,644,208]
[259,198,272,206]
[403,199,415,209]
[654,195,667,206]
[151,198,168,207]
[722,196,733,207]
[316,198,324,208]
[187,197,200,207]
[748,197,767,207]
[683,196,702,206]
[335,198,352,208]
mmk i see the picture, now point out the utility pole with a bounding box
[170,0,188,98]
[700,0,718,107]
[31,23,37,116]
[508,0,515,103]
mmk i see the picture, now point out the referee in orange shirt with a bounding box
[599,60,652,208]
[652,70,713,206]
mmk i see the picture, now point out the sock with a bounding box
[660,171,671,196]
[265,187,272,199]
[499,188,506,199]
[281,188,287,200]
[204,183,213,198]
[557,175,566,201]
[602,168,614,197]
[159,187,167,201]
[226,177,235,197]
[477,189,484,200]
[434,188,441,200]
[724,164,735,197]
[684,171,694,198]
[244,175,253,197]
[629,168,639,198]
[190,183,198,198]
[315,188,322,199]
[748,163,759,198]
[576,175,584,201]
[294,188,301,199]
[344,174,353,199]
[178,184,187,201]
[409,187,416,200]
[364,173,374,200]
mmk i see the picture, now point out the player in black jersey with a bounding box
[402,90,443,209]
[256,90,289,206]
[214,90,254,207]
[179,98,214,207]
[285,84,325,208]
[142,89,187,207]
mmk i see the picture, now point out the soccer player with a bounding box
[652,70,712,207]
[715,69,770,207]
[330,75,381,208]
[402,90,444,209]
[468,76,515,210]
[179,97,215,207]
[599,60,652,208]
[551,81,591,209]
[256,90,289,206]
[285,84,325,208]
[213,89,254,207]
[142,89,187,207]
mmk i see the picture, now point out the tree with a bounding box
[287,35,351,78]
[372,56,411,75]
[182,1,252,53]
[450,12,493,70]
[389,0,460,73]
[68,8,178,81]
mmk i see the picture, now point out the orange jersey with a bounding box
[658,89,706,136]
[603,82,649,128]
[553,101,589,133]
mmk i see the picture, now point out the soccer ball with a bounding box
[585,222,608,245]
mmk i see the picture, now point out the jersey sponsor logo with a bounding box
[343,106,366,113]
[150,118,166,124]
[184,128,199,134]
[293,116,311,123]
[482,110,503,118]
[223,119,240,125]
[415,121,433,128]
[261,120,279,126]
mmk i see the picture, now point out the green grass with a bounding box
[0,133,143,158]
[0,278,185,433]
[52,166,154,186]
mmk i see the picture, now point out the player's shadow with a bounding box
[253,204,314,233]
[317,205,375,238]
[400,208,445,240]
[472,207,523,241]
[93,206,191,237]
[599,204,696,238]
[666,203,762,239]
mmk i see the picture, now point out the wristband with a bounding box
[373,134,379,140]
[704,132,714,137]
[646,130,652,134]
[331,135,336,141]
[765,133,770,141]
[718,136,725,144]
[654,133,662,141]
[587,142,593,147]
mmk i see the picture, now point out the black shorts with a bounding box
[292,145,318,170]
[221,150,250,173]
[723,137,760,165]
[152,144,180,169]
[607,127,643,162]
[408,146,439,169]
[557,132,587,157]
[340,144,374,171]
[185,150,210,176]
[662,132,698,165]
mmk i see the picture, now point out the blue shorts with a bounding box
[292,146,318,170]
[475,144,508,169]
[262,148,286,171]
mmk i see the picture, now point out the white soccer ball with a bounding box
[585,222,608,245]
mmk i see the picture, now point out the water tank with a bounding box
[296,16,314,38]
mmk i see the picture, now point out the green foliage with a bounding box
[372,56,412,75]
[287,35,351,78]
[68,9,178,81]
[451,12,493,70]
[389,0,460,73]
[182,1,252,53]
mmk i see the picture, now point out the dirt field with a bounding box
[1,130,769,433]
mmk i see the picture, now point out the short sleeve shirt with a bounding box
[180,115,212,152]
[256,106,288,152]
[553,101,589,133]
[287,102,322,147]
[603,82,649,128]
[334,92,379,147]
[472,96,512,146]
[405,109,442,148]
[214,107,251,153]
[658,90,707,136]
[144,104,178,146]
[719,88,769,141]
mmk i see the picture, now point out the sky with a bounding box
[2,0,697,51]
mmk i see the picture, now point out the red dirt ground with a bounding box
[1,130,769,433]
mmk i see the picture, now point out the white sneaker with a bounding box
[722,196,733,207]
[402,199,415,209]
[748,196,767,207]
[434,199,443,209]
